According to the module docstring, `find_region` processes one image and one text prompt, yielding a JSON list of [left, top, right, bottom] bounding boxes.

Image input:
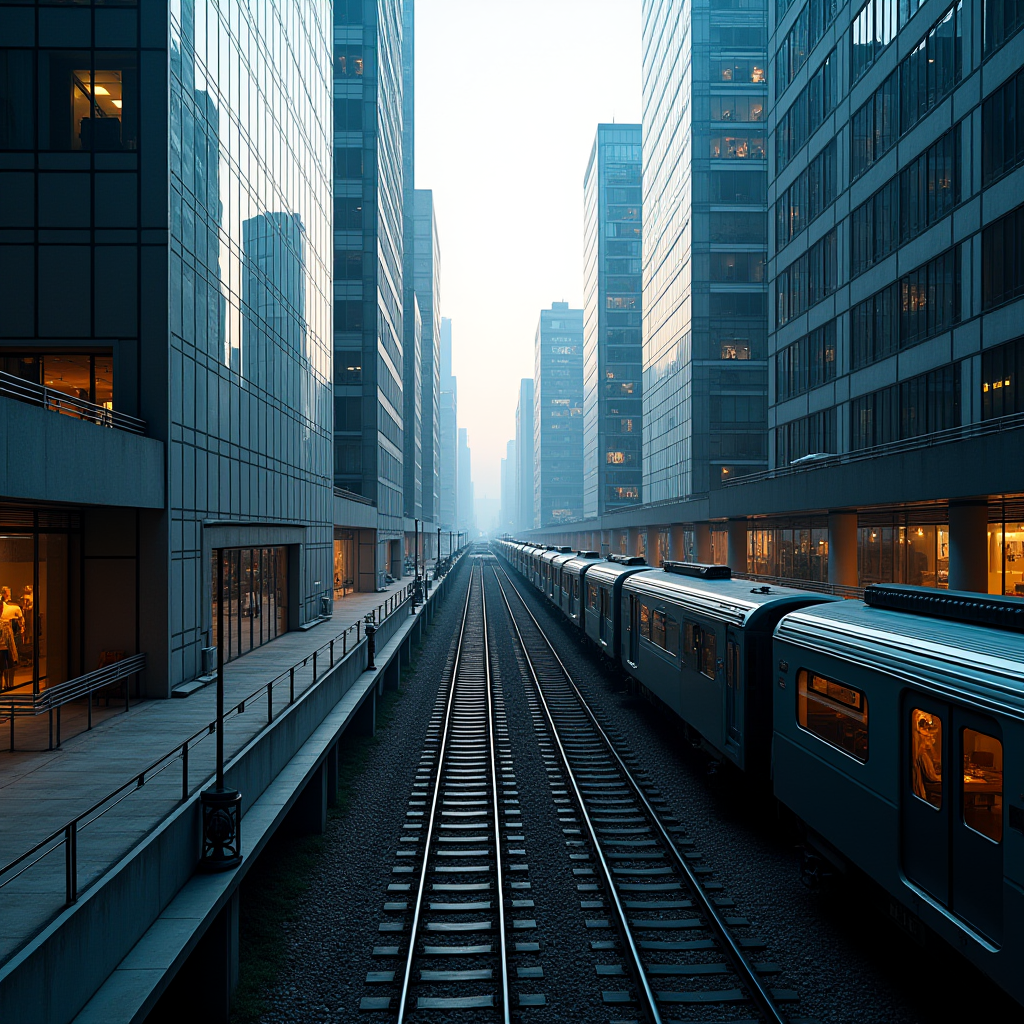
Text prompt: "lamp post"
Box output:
[[200, 552, 242, 872]]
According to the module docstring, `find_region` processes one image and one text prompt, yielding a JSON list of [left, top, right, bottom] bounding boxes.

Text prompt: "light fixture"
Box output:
[[112, 99, 122, 109], [917, 528, 924, 537], [93, 86, 110, 96]]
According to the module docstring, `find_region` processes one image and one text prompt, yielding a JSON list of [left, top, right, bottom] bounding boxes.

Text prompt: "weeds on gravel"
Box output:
[[230, 659, 415, 1023]]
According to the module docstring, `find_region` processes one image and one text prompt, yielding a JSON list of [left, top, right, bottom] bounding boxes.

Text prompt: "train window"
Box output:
[[652, 610, 666, 649], [665, 616, 680, 656], [911, 710, 942, 809], [797, 670, 868, 762], [562, 573, 570, 595], [640, 603, 651, 640], [587, 582, 598, 610], [573, 578, 580, 600], [600, 587, 611, 622], [699, 629, 717, 679], [963, 729, 1002, 843]]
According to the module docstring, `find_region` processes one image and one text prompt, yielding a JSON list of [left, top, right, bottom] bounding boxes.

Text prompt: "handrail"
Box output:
[[4, 654, 147, 717], [0, 370, 147, 435], [0, 567, 456, 911], [723, 410, 1024, 489]]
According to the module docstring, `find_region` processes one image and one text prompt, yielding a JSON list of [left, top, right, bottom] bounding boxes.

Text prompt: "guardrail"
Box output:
[[3, 653, 147, 751], [0, 575, 435, 916], [723, 410, 1024, 489], [0, 370, 147, 435]]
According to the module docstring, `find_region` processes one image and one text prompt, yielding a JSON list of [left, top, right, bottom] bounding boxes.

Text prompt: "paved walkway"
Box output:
[[0, 569, 437, 964]]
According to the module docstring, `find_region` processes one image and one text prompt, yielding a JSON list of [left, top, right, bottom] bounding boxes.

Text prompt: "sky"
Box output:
[[415, 0, 643, 502]]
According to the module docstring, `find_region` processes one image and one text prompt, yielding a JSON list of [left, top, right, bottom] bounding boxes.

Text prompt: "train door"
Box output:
[[902, 699, 1003, 943], [599, 586, 610, 644], [725, 630, 741, 745], [627, 593, 640, 665]]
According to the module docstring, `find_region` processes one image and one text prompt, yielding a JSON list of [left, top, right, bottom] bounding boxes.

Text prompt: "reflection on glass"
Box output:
[[963, 728, 1002, 842], [798, 669, 868, 761], [911, 710, 942, 808], [211, 546, 288, 662]]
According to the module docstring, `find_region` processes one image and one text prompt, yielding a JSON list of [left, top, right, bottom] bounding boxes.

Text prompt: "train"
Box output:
[[493, 538, 1024, 1006]]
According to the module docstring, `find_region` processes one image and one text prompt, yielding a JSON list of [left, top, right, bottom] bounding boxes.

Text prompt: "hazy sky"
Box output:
[[415, 0, 643, 501]]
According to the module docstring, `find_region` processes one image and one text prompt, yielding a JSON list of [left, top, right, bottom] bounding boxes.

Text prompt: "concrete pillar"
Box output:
[[326, 742, 339, 807], [289, 761, 327, 835], [695, 523, 712, 564], [384, 654, 400, 691], [948, 501, 989, 593], [669, 524, 687, 563], [726, 520, 747, 573], [626, 527, 640, 558], [827, 512, 859, 588], [353, 690, 375, 737]]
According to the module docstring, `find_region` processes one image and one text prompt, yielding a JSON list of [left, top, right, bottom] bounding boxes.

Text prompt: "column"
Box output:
[[948, 501, 989, 593], [626, 527, 640, 558], [827, 512, 858, 588], [695, 523, 712, 564], [726, 520, 747, 573], [669, 524, 686, 563]]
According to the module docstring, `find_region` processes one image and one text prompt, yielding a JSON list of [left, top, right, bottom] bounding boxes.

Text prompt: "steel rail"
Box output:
[[492, 560, 790, 1024], [395, 565, 479, 1019], [482, 565, 512, 1024], [489, 565, 661, 1024]]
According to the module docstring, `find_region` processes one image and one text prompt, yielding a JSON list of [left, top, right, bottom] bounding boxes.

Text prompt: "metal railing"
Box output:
[[723, 410, 1024, 489], [333, 485, 375, 505], [733, 570, 864, 599], [0, 576, 432, 918], [0, 370, 147, 435]]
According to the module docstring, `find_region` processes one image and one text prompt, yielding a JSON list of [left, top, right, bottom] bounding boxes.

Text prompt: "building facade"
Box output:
[[438, 316, 458, 535], [0, 0, 335, 694], [499, 439, 517, 533], [534, 302, 585, 527], [515, 377, 535, 534], [457, 426, 474, 535], [641, 0, 770, 502], [333, 0, 405, 579], [583, 124, 644, 520]]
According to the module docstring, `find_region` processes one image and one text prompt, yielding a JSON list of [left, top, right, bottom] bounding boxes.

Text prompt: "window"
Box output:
[[711, 212, 767, 245], [982, 201, 1024, 311], [776, 50, 837, 174], [334, 48, 364, 77], [712, 58, 766, 83], [710, 134, 766, 159], [665, 616, 680, 656], [699, 626, 717, 678], [850, 363, 960, 449], [0, 352, 114, 411], [0, 50, 33, 150], [775, 0, 841, 95], [982, 67, 1024, 188], [851, 177, 898, 277], [901, 4, 963, 133], [334, 147, 363, 178], [963, 728, 1002, 842], [776, 321, 837, 401], [710, 95, 765, 122], [710, 252, 766, 283], [984, 0, 1024, 54], [639, 603, 651, 640], [334, 299, 363, 333], [334, 98, 362, 131], [652, 610, 666, 649], [775, 141, 837, 254], [898, 127, 959, 243], [851, 0, 898, 85], [798, 669, 868, 761], [334, 252, 362, 280], [911, 710, 942, 808], [711, 171, 766, 203], [776, 229, 837, 327], [851, 70, 898, 180], [775, 408, 837, 464], [334, 197, 363, 230], [981, 336, 1024, 419]]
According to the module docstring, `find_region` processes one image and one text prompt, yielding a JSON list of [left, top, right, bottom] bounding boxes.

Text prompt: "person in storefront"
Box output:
[[0, 617, 17, 691], [912, 713, 942, 805]]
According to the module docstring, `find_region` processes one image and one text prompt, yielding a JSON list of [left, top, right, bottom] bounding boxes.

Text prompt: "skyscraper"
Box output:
[[515, 378, 535, 534], [583, 124, 644, 520], [0, 0, 334, 692], [500, 439, 517, 533], [439, 317, 459, 533], [534, 302, 585, 527], [641, 0, 769, 501], [333, 0, 406, 578], [457, 427, 474, 535]]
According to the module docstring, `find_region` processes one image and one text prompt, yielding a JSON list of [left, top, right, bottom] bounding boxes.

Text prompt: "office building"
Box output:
[[333, 0, 406, 580], [534, 302, 585, 527], [515, 378, 535, 533], [583, 123, 644, 519], [0, 0, 334, 693], [641, 0, 769, 502], [457, 427, 474, 535], [500, 439, 517, 534], [439, 317, 459, 535]]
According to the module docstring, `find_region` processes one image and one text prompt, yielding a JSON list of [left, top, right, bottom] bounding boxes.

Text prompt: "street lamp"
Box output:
[[200, 552, 242, 872]]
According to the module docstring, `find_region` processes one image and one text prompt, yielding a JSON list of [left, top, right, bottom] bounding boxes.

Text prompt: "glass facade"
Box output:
[[333, 0, 405, 577], [210, 547, 288, 663], [534, 303, 584, 526], [642, 0, 769, 500], [583, 124, 643, 519]]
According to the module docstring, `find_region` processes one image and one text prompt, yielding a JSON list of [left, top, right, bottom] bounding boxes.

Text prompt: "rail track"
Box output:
[[383, 560, 513, 1021], [490, 560, 806, 1024]]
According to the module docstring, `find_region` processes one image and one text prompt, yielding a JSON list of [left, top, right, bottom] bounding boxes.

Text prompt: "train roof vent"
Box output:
[[577, 550, 601, 558], [606, 554, 646, 565], [663, 561, 732, 580], [864, 584, 1024, 633], [557, 546, 573, 553]]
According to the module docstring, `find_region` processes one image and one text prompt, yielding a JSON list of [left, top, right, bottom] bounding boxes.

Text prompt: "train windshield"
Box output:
[[963, 729, 1002, 843], [911, 710, 942, 809]]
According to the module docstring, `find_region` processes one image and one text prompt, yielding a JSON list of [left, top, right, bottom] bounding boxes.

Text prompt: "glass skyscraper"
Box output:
[[332, 0, 406, 577], [534, 302, 585, 527], [641, 0, 769, 501], [583, 124, 643, 519]]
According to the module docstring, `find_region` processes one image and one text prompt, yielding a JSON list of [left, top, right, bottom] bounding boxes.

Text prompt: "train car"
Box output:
[[529, 545, 555, 591], [773, 584, 1024, 1004], [582, 555, 649, 659], [619, 562, 838, 772], [540, 548, 576, 605], [557, 551, 602, 624]]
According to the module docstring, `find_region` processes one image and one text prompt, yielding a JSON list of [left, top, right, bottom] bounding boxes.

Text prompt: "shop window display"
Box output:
[[334, 530, 356, 598], [858, 523, 949, 588]]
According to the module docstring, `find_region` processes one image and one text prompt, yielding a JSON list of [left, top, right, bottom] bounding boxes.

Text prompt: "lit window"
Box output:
[[911, 710, 942, 808], [639, 603, 651, 640], [798, 670, 868, 762], [607, 451, 626, 464], [963, 728, 1002, 842]]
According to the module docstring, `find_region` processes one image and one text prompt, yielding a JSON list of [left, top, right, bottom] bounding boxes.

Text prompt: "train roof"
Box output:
[[775, 595, 1024, 717], [623, 569, 838, 629], [541, 549, 578, 567], [586, 560, 650, 585], [560, 554, 605, 575]]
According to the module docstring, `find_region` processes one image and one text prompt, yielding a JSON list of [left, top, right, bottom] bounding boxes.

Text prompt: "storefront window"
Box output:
[[911, 710, 942, 808], [0, 352, 115, 412], [746, 524, 828, 582], [989, 521, 1024, 596], [858, 522, 950, 588], [963, 728, 1002, 843], [211, 547, 288, 662], [334, 530, 355, 598]]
